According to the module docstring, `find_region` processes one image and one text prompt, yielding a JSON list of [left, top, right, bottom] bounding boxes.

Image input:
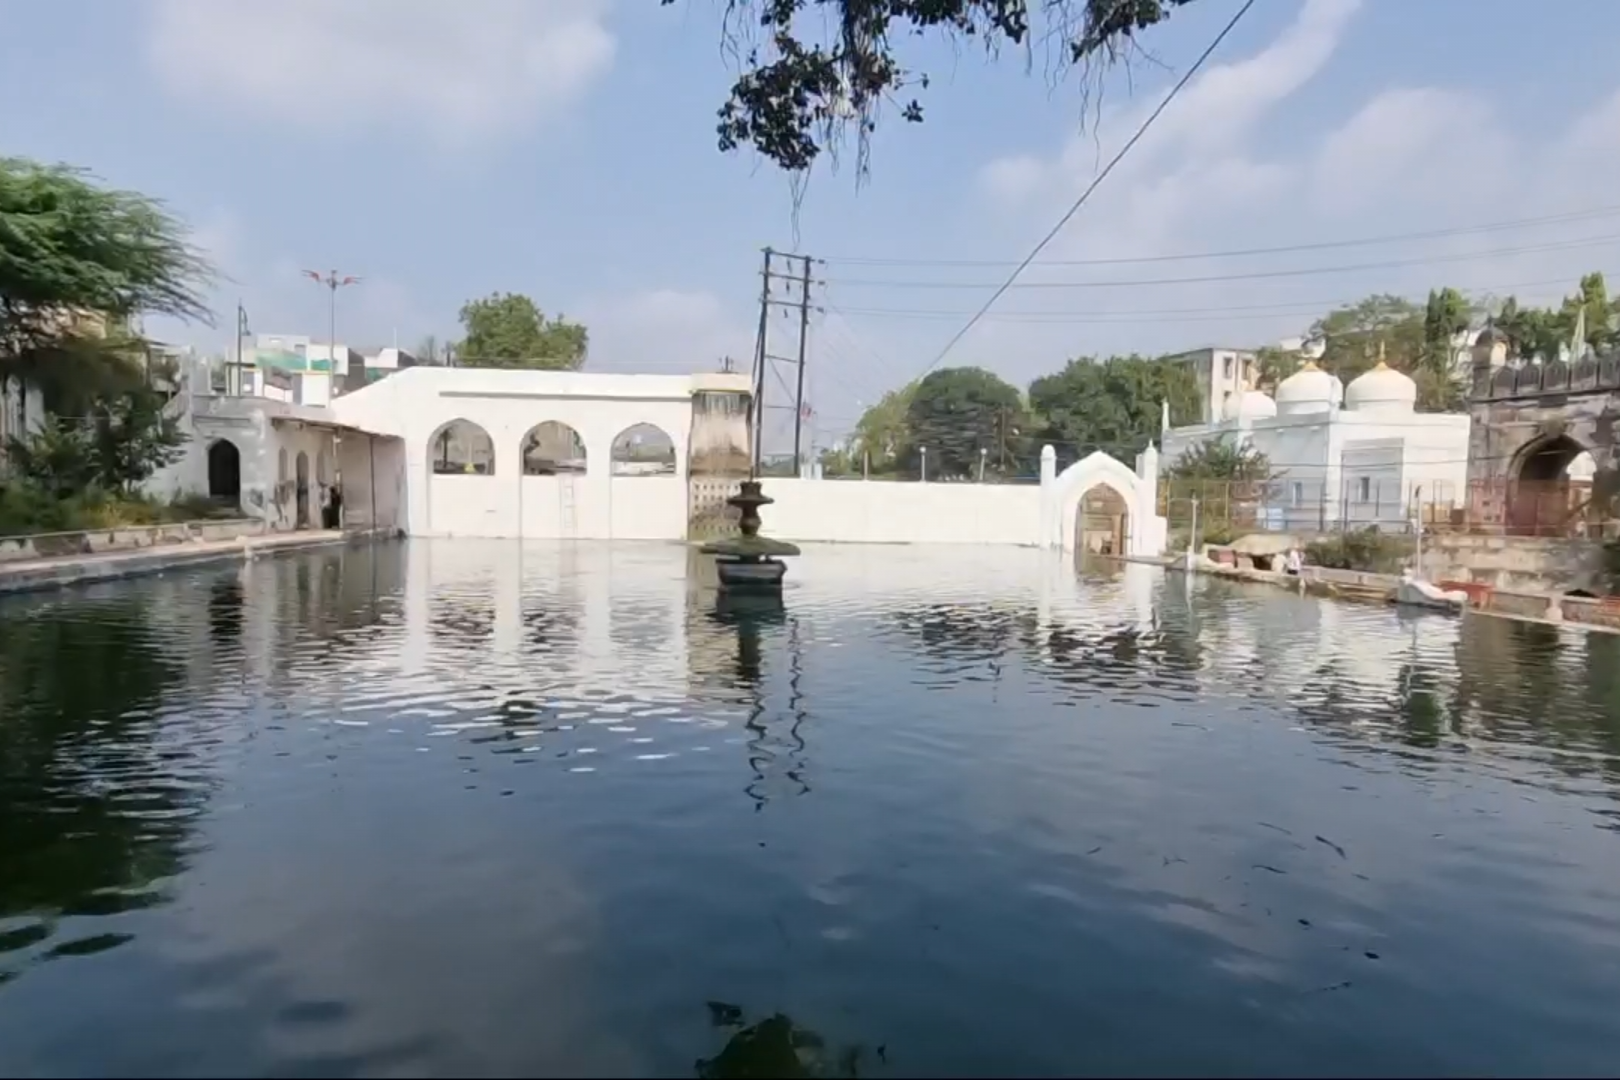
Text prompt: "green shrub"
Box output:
[[1306, 528, 1413, 574], [0, 484, 238, 538]]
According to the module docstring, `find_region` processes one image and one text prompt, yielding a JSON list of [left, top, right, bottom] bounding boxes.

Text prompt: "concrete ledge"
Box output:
[[0, 528, 398, 597], [0, 518, 269, 564]]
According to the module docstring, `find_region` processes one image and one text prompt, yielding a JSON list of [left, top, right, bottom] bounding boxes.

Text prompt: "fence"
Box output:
[[1160, 477, 1614, 542]]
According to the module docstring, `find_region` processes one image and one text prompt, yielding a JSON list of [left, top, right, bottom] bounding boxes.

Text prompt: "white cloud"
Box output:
[[931, 0, 1620, 388], [1309, 88, 1507, 216], [576, 289, 754, 375], [145, 0, 615, 143]]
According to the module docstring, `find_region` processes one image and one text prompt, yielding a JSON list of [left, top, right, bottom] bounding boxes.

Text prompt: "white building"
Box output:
[[1160, 357, 1471, 532], [1165, 346, 1260, 425]]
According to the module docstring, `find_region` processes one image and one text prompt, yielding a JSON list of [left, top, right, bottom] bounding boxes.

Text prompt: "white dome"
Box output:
[[1345, 361, 1416, 414], [1275, 361, 1342, 416], [1222, 389, 1277, 421]]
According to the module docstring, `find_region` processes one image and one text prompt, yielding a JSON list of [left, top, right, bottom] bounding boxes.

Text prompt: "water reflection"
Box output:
[[0, 598, 200, 938], [1, 542, 1620, 1075], [696, 1002, 868, 1079]]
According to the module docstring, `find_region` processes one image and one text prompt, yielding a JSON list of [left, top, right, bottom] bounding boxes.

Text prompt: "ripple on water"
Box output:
[[1, 545, 1620, 1076]]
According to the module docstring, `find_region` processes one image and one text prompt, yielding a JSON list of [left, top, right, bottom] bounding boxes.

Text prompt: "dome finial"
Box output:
[[1374, 339, 1389, 371]]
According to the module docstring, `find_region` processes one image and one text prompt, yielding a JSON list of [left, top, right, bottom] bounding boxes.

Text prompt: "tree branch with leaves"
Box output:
[[672, 0, 1202, 175]]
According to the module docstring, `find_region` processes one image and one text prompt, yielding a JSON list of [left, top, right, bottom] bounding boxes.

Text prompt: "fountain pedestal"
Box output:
[[699, 480, 799, 592]]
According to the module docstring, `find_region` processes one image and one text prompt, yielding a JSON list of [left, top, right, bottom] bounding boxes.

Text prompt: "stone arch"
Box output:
[[1509, 433, 1591, 536], [429, 418, 496, 476], [521, 421, 588, 476], [1514, 433, 1587, 483], [610, 422, 677, 477], [1047, 450, 1161, 556], [1075, 484, 1130, 557], [206, 438, 242, 501]]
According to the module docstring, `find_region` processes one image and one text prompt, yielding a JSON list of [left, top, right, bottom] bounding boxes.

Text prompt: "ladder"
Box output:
[[559, 475, 578, 538]]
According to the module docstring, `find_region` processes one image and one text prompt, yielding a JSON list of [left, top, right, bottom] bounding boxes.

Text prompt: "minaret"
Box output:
[[1160, 398, 1170, 434]]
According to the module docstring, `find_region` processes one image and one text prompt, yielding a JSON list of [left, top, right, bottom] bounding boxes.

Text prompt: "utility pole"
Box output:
[[751, 248, 772, 475], [750, 248, 820, 477], [302, 269, 362, 390], [792, 254, 812, 477]]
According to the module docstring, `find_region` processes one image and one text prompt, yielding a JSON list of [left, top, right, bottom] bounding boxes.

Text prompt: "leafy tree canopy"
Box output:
[[671, 0, 1199, 173], [850, 381, 916, 474], [1495, 272, 1617, 362], [904, 365, 1023, 479], [0, 157, 213, 411], [1166, 434, 1272, 482], [1029, 353, 1199, 462], [456, 292, 588, 371]]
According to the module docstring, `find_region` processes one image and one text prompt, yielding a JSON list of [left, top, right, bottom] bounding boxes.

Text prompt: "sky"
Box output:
[[4, 0, 1620, 453]]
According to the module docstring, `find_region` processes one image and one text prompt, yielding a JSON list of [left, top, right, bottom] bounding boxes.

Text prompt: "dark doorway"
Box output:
[[295, 451, 311, 529], [1510, 435, 1588, 536], [207, 439, 242, 503]]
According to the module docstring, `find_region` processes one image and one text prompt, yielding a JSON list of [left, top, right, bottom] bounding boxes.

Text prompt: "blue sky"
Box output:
[[4, 0, 1620, 451]]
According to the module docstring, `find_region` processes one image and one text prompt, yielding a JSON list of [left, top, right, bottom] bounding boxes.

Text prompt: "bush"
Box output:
[[1305, 528, 1413, 574], [0, 483, 235, 538]]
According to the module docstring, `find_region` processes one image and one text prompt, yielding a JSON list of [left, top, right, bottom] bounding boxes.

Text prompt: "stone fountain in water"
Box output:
[[700, 480, 799, 592]]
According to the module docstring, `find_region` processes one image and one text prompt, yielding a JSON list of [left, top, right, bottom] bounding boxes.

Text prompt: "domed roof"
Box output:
[[1474, 321, 1509, 347], [1345, 358, 1416, 414], [1275, 360, 1342, 415], [1222, 388, 1278, 422]]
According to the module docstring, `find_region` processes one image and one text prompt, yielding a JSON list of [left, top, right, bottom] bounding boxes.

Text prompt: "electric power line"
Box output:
[[816, 203, 1620, 268], [915, 0, 1258, 379], [828, 234, 1620, 293]]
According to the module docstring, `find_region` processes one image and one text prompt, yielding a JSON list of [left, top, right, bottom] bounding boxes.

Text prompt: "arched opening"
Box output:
[[1074, 484, 1130, 557], [206, 439, 242, 502], [430, 419, 496, 476], [1510, 435, 1591, 536], [295, 451, 311, 529], [521, 421, 587, 476], [611, 423, 676, 477]]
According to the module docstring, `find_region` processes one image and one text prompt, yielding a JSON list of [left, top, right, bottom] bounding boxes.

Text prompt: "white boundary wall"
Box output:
[[742, 446, 1166, 554], [330, 367, 751, 540], [764, 480, 1042, 545], [323, 366, 1168, 555]]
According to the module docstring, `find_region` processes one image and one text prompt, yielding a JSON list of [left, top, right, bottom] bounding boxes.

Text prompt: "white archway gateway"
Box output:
[[1039, 445, 1168, 558]]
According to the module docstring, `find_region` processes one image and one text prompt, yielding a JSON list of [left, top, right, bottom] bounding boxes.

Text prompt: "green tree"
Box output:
[[1496, 295, 1567, 362], [1420, 287, 1471, 367], [414, 334, 443, 364], [1028, 353, 1200, 462], [849, 382, 916, 475], [0, 157, 213, 413], [904, 366, 1023, 479], [1252, 344, 1300, 396], [670, 0, 1200, 173], [1308, 294, 1424, 383], [1166, 435, 1273, 482], [456, 292, 588, 370], [7, 379, 185, 497], [87, 379, 188, 492], [1561, 271, 1614, 354]]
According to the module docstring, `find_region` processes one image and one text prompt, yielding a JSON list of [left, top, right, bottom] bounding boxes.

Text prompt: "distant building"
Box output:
[[1164, 347, 1260, 425], [1161, 355, 1471, 533]]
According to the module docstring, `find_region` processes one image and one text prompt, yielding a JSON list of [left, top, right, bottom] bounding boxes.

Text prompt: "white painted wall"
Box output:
[[1162, 404, 1469, 533], [764, 479, 1043, 545], [337, 434, 407, 531], [1340, 437, 1404, 527], [1043, 446, 1167, 558], [331, 366, 750, 541]]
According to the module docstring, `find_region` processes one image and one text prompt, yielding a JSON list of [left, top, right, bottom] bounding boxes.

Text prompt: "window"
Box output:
[[1291, 482, 1304, 507], [1357, 476, 1371, 503], [1223, 356, 1233, 379]]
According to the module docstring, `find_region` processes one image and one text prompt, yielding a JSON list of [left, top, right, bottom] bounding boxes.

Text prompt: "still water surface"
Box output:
[[3, 541, 1620, 1077]]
